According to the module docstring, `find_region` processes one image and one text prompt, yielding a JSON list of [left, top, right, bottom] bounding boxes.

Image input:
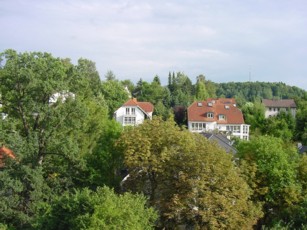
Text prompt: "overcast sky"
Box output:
[[1, 0, 307, 90]]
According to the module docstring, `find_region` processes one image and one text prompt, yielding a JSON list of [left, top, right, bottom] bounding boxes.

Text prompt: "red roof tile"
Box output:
[[187, 98, 245, 124], [123, 98, 154, 113], [0, 146, 16, 167], [262, 99, 296, 108]]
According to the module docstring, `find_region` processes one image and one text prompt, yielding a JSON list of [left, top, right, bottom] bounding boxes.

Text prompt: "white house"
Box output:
[[114, 98, 154, 126], [187, 98, 249, 140], [49, 91, 75, 104], [262, 99, 296, 118]]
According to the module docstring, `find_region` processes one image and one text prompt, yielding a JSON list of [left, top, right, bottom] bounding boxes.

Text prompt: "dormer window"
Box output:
[[208, 102, 213, 107], [207, 112, 214, 118], [197, 102, 203, 107], [219, 114, 226, 120]]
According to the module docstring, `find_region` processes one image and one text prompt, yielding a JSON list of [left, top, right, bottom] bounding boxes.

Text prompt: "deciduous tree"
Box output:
[[117, 117, 262, 229]]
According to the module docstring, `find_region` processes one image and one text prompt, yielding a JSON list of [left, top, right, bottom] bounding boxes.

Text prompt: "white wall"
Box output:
[[115, 106, 147, 126]]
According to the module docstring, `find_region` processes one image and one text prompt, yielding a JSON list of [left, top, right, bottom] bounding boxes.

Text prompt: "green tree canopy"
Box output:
[[37, 186, 157, 230], [237, 136, 302, 227], [117, 117, 262, 229]]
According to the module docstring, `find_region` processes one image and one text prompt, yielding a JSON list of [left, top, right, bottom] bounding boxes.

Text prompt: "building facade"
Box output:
[[187, 98, 249, 140], [262, 99, 296, 118], [114, 98, 154, 126]]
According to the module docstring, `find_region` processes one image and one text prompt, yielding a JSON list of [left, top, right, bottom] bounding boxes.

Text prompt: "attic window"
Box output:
[[225, 105, 230, 109], [197, 102, 203, 107], [219, 114, 226, 120], [208, 102, 213, 107], [207, 112, 214, 118]]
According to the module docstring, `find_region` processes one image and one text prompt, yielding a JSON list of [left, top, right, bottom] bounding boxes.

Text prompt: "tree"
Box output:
[[295, 93, 307, 144], [104, 70, 116, 81], [237, 136, 302, 227], [101, 80, 129, 116], [117, 117, 262, 229], [195, 80, 209, 100], [85, 119, 124, 189], [37, 186, 157, 230], [262, 111, 295, 141], [0, 163, 52, 229], [74, 58, 101, 97], [0, 49, 86, 168], [241, 101, 265, 134]]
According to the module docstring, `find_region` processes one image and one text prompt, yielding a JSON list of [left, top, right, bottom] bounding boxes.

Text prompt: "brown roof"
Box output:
[[262, 99, 296, 108], [123, 98, 154, 113], [0, 145, 16, 167], [187, 98, 245, 124]]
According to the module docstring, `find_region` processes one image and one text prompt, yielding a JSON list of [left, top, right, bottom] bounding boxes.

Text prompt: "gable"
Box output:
[[122, 98, 154, 113]]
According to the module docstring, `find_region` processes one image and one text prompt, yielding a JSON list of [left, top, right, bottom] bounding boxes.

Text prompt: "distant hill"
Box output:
[[213, 81, 306, 105]]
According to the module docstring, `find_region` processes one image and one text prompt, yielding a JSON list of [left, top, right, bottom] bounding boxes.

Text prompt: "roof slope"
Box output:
[[262, 99, 296, 108], [123, 98, 154, 113], [0, 145, 16, 167], [188, 98, 245, 124], [202, 133, 237, 154]]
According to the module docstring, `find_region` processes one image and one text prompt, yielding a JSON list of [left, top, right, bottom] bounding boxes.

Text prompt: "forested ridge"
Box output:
[[0, 50, 307, 229]]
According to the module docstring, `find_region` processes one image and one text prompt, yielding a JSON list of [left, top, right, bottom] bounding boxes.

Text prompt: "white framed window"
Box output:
[[226, 125, 240, 133], [124, 117, 136, 125], [126, 107, 130, 115], [191, 122, 206, 131], [131, 107, 135, 115], [243, 125, 249, 134], [207, 112, 213, 118], [218, 114, 226, 120]]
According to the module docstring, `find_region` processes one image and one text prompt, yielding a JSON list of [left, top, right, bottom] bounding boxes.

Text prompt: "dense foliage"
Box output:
[[1, 49, 307, 229], [117, 117, 262, 229]]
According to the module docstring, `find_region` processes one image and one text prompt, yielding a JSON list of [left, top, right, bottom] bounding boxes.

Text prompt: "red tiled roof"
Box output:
[[187, 98, 245, 124], [0, 145, 16, 167], [262, 99, 296, 108], [123, 98, 154, 113]]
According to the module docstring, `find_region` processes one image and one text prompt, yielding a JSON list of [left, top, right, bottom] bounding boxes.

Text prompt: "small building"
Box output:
[[262, 99, 296, 118], [187, 98, 249, 140], [114, 98, 154, 126]]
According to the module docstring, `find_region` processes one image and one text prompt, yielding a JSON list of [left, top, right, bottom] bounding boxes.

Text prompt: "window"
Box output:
[[243, 125, 249, 134], [197, 102, 203, 107], [219, 114, 226, 120], [226, 125, 240, 133], [124, 117, 136, 125], [126, 108, 130, 115], [207, 112, 213, 118], [192, 122, 206, 131], [131, 108, 135, 115]]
